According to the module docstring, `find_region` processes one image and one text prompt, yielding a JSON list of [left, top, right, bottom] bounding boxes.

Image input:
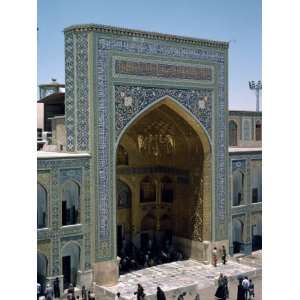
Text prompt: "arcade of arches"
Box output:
[[116, 101, 212, 261]]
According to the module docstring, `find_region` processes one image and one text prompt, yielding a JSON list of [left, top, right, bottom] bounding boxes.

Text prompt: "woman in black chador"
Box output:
[[215, 274, 227, 300], [156, 286, 166, 300], [134, 283, 145, 300], [53, 277, 60, 298], [237, 278, 245, 300], [215, 284, 226, 300]]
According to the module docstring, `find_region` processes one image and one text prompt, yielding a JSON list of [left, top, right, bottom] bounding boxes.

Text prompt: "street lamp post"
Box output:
[[249, 80, 262, 112]]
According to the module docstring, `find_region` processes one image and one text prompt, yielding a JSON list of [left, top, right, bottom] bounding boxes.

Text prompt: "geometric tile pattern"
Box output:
[[37, 157, 91, 274], [63, 25, 228, 261], [115, 85, 213, 139], [76, 32, 89, 151], [93, 34, 228, 260]]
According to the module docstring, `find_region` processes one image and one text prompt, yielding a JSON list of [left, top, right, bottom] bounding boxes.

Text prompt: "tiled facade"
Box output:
[[37, 156, 92, 291], [37, 24, 261, 290], [229, 152, 262, 255]]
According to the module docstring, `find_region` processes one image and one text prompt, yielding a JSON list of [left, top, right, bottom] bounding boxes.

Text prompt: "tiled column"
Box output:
[[202, 152, 212, 241], [131, 177, 141, 248]]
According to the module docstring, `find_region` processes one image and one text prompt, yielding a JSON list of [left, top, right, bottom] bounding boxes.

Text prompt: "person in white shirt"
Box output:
[[242, 277, 250, 300], [212, 247, 218, 267]]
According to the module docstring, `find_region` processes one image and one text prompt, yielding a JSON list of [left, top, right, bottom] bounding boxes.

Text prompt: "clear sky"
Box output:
[[38, 0, 261, 110]]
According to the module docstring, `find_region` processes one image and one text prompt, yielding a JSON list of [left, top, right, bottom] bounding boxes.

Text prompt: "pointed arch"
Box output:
[[117, 179, 132, 208], [232, 218, 244, 253], [37, 251, 48, 291], [232, 169, 245, 206], [255, 120, 262, 141], [62, 180, 80, 226], [37, 183, 48, 229], [229, 120, 238, 146], [161, 176, 174, 203], [140, 176, 156, 203], [115, 96, 212, 155], [61, 241, 81, 288]]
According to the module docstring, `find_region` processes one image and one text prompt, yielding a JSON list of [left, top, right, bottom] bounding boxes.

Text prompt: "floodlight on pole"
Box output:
[[249, 80, 262, 112]]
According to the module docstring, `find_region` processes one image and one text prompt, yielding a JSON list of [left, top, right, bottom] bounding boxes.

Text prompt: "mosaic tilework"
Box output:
[[65, 32, 89, 152], [37, 158, 91, 274], [76, 32, 89, 151], [59, 168, 82, 184], [94, 34, 227, 259], [65, 32, 76, 151], [115, 60, 212, 81], [115, 85, 212, 139], [232, 160, 246, 173], [118, 166, 189, 176], [229, 154, 262, 255]]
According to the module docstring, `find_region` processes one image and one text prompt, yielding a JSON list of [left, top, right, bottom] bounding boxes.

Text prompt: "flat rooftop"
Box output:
[[229, 110, 262, 116], [37, 151, 90, 159], [64, 24, 229, 49], [229, 147, 262, 154]]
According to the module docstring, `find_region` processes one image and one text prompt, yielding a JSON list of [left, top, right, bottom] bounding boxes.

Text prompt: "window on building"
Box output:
[[117, 145, 129, 165], [62, 181, 80, 226], [229, 120, 238, 146], [256, 121, 262, 141], [251, 162, 262, 203], [243, 119, 251, 141], [233, 170, 245, 206], [37, 184, 47, 229], [140, 177, 156, 203], [161, 176, 174, 203], [252, 188, 258, 203], [117, 180, 132, 208]]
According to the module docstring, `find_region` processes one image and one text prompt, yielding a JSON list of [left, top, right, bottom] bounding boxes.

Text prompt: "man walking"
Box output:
[[242, 276, 250, 300], [212, 247, 218, 267], [249, 279, 255, 299]]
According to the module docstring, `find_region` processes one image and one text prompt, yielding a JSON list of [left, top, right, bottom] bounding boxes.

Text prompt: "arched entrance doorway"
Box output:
[[115, 98, 211, 268], [37, 252, 48, 292], [62, 242, 81, 289], [232, 218, 244, 254], [252, 214, 262, 251]]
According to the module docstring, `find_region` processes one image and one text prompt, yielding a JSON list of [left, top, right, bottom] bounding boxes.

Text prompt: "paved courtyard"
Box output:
[[96, 257, 261, 300]]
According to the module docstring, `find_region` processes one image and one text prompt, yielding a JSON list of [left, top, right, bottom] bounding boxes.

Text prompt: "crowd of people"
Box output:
[[115, 283, 200, 300], [37, 280, 96, 300], [118, 238, 184, 275], [214, 273, 255, 300], [38, 275, 255, 300], [236, 276, 255, 300], [38, 242, 256, 300]]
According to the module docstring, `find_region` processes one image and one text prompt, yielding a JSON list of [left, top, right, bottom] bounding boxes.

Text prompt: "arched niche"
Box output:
[[37, 252, 48, 292], [62, 181, 80, 226], [232, 218, 244, 254], [232, 170, 245, 206], [37, 183, 47, 229], [61, 242, 81, 289], [161, 176, 174, 203], [229, 120, 238, 146]]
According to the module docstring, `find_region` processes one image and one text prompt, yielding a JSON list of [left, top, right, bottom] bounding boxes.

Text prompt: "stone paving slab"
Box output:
[[96, 259, 257, 300]]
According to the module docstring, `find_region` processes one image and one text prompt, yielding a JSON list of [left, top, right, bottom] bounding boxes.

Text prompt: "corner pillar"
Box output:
[[202, 152, 212, 241], [93, 259, 119, 286]]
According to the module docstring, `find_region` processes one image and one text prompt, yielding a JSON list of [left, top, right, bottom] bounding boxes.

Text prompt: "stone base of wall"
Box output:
[[78, 269, 93, 289], [173, 237, 229, 264], [93, 260, 119, 286]]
